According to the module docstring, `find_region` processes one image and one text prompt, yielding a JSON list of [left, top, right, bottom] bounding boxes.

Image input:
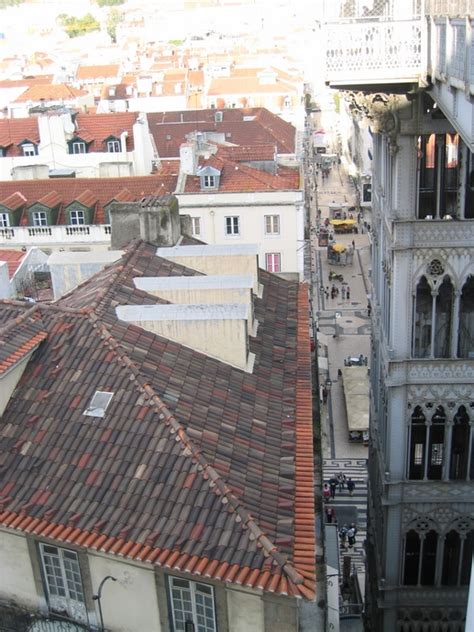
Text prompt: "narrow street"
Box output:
[[304, 110, 371, 630]]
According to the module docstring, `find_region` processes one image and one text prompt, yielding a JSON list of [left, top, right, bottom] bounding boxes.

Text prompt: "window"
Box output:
[[71, 142, 86, 154], [203, 175, 216, 189], [169, 577, 216, 632], [403, 527, 473, 588], [0, 212, 9, 227], [191, 217, 201, 237], [225, 216, 239, 235], [22, 143, 37, 157], [458, 276, 474, 358], [408, 403, 473, 481], [402, 529, 438, 585], [408, 405, 446, 480], [70, 210, 85, 225], [107, 139, 121, 153], [417, 133, 459, 219], [84, 391, 114, 418], [32, 211, 47, 226], [264, 215, 280, 235], [39, 544, 86, 621], [412, 273, 454, 359], [265, 252, 281, 273]]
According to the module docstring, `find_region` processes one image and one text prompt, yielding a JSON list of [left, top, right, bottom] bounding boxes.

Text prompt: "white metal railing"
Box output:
[[0, 224, 111, 246], [324, 18, 425, 84]]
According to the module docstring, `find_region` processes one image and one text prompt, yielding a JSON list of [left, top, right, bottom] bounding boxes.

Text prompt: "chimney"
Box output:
[[155, 243, 262, 295], [179, 141, 197, 175], [0, 261, 10, 299], [116, 303, 255, 372], [110, 194, 181, 249], [133, 274, 256, 332]]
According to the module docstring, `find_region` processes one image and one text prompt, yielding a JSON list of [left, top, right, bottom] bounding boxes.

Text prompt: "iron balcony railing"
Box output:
[[0, 603, 101, 632]]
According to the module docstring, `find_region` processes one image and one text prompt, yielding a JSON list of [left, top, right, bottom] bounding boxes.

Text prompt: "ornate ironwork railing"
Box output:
[[324, 18, 424, 85], [0, 604, 98, 632]]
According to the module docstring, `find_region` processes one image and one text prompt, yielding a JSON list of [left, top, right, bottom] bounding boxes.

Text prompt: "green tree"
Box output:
[[58, 13, 100, 38], [106, 7, 123, 43], [97, 0, 124, 6]]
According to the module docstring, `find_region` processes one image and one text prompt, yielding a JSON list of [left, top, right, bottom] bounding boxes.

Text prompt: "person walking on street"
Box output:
[[346, 286, 351, 300], [323, 483, 331, 503], [341, 286, 346, 300], [329, 478, 337, 499], [347, 477, 355, 496], [337, 472, 346, 492], [339, 525, 348, 549], [347, 525, 356, 548], [325, 506, 334, 523]]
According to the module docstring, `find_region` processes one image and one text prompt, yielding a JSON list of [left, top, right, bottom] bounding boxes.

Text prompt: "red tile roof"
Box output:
[[74, 112, 138, 152], [0, 119, 40, 154], [0, 173, 179, 225], [76, 64, 120, 81], [0, 250, 25, 278], [0, 305, 47, 374], [218, 143, 276, 162], [14, 84, 86, 103], [0, 192, 27, 211], [207, 76, 298, 96], [183, 153, 299, 193], [148, 107, 295, 157], [0, 241, 315, 599], [35, 191, 61, 209]]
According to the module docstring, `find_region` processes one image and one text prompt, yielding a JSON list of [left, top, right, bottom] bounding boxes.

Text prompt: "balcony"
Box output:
[[324, 15, 425, 89], [0, 224, 112, 249]]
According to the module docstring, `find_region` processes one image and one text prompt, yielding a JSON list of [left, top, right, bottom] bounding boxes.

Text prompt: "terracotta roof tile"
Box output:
[[14, 84, 86, 103], [0, 250, 25, 278], [148, 107, 295, 157], [76, 65, 120, 81], [183, 153, 299, 193], [74, 112, 138, 152], [0, 119, 40, 154], [0, 174, 178, 225], [0, 241, 315, 599]]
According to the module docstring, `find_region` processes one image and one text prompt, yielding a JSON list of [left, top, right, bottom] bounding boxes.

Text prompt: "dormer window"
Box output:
[[107, 139, 121, 153], [215, 111, 223, 123], [68, 137, 90, 155], [72, 142, 86, 154], [20, 142, 38, 157], [197, 166, 221, 191]]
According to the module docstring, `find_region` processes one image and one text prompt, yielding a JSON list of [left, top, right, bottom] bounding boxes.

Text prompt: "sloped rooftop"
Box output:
[[0, 240, 315, 599]]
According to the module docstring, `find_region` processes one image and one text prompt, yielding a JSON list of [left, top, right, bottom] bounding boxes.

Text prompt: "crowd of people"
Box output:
[[322, 473, 358, 549]]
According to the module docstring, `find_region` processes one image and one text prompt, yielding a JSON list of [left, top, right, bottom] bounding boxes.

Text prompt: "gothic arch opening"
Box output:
[[458, 275, 474, 359]]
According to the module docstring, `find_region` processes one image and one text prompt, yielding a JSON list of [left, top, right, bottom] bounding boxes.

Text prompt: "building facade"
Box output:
[[323, 2, 474, 630]]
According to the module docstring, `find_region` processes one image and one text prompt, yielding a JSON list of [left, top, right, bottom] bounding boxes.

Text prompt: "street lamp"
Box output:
[[92, 575, 117, 632]]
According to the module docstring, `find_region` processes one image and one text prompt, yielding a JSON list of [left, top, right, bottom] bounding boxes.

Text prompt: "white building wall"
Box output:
[[0, 530, 38, 609], [226, 586, 265, 632], [88, 554, 162, 632], [177, 190, 303, 278]]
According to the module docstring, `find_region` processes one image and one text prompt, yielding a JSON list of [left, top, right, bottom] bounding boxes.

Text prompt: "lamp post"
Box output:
[[92, 575, 117, 632]]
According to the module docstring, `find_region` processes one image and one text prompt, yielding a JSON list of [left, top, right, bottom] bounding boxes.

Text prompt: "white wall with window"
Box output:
[[169, 577, 216, 632], [39, 543, 87, 622], [225, 215, 240, 236], [191, 217, 201, 237], [107, 140, 121, 153], [265, 252, 281, 273], [177, 190, 304, 279]]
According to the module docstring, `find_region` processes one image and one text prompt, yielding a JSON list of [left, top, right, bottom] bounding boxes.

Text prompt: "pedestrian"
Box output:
[[339, 525, 348, 549], [341, 286, 346, 300], [367, 301, 371, 316], [322, 386, 328, 404], [347, 478, 355, 496], [337, 472, 346, 492], [329, 478, 337, 499], [325, 286, 329, 300], [352, 239, 355, 249], [347, 526, 356, 548], [323, 483, 331, 503], [346, 286, 351, 300], [325, 506, 334, 523]]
